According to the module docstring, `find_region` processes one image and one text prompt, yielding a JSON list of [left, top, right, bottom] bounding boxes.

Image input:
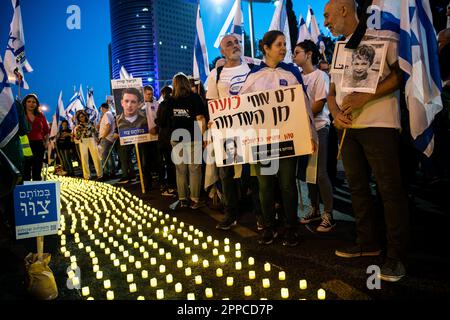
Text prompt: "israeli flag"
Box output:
[[269, 0, 292, 63], [306, 6, 321, 45], [50, 91, 67, 138], [120, 66, 132, 80], [214, 0, 244, 49], [297, 13, 311, 43], [369, 0, 443, 156], [399, 0, 443, 157], [193, 4, 210, 84], [86, 89, 99, 124], [65, 86, 86, 126], [79, 85, 86, 108], [0, 56, 18, 148], [366, 0, 401, 40], [57, 91, 67, 125], [4, 0, 33, 90]]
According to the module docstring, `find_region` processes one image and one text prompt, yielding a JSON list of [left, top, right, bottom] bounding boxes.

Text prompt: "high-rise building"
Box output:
[[109, 0, 197, 93]]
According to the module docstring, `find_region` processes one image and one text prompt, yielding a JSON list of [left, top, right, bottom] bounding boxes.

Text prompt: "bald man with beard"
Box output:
[[324, 0, 409, 282]]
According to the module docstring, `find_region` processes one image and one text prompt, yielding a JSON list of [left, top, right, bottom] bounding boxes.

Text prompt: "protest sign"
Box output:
[[208, 85, 314, 167], [111, 78, 150, 145]]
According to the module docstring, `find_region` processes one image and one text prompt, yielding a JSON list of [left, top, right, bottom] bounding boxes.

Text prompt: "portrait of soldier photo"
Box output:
[[114, 87, 149, 138]]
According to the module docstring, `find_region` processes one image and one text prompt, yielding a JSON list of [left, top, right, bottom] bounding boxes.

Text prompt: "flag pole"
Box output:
[[337, 129, 347, 160], [102, 139, 117, 171], [248, 0, 255, 58], [135, 143, 146, 194], [15, 69, 23, 99]]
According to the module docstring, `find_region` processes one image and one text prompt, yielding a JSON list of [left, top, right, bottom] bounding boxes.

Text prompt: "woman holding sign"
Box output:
[[240, 30, 317, 246], [294, 40, 335, 233]]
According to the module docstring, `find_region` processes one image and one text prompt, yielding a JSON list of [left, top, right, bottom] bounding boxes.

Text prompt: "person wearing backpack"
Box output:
[[206, 34, 263, 231]]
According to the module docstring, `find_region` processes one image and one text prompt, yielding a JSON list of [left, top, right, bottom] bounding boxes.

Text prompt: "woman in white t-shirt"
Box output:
[[293, 40, 335, 232], [240, 30, 317, 246]]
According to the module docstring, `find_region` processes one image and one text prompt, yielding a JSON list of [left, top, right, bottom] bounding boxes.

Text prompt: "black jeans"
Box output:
[[24, 140, 45, 181], [141, 141, 162, 190], [219, 164, 262, 222], [340, 128, 409, 261], [118, 144, 135, 179], [219, 165, 240, 220], [159, 142, 176, 189], [59, 148, 74, 175], [254, 157, 298, 229]]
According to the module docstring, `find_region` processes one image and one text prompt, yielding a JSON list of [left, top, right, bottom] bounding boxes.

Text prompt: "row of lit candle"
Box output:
[[58, 175, 328, 301]]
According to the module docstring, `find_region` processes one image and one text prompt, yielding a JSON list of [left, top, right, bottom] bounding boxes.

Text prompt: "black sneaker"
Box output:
[[379, 258, 406, 282], [283, 228, 300, 247], [335, 245, 381, 258], [216, 218, 237, 230], [316, 212, 336, 232], [300, 208, 321, 224], [258, 228, 278, 245]]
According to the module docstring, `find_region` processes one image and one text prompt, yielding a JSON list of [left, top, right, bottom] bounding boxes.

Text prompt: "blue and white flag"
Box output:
[[366, 0, 401, 40], [57, 91, 67, 125], [79, 85, 86, 108], [193, 4, 210, 84], [399, 0, 443, 156], [4, 0, 33, 90], [49, 91, 67, 138], [369, 0, 443, 156], [0, 56, 18, 148], [306, 5, 321, 45], [65, 86, 86, 126], [119, 66, 132, 80], [214, 0, 244, 50], [269, 0, 292, 63], [86, 89, 99, 124], [297, 13, 311, 43]]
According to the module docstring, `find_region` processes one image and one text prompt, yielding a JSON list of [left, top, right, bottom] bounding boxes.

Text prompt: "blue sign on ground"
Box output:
[[14, 181, 61, 240]]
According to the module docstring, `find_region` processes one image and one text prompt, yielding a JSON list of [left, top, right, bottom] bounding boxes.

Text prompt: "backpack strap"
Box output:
[[216, 66, 224, 84]]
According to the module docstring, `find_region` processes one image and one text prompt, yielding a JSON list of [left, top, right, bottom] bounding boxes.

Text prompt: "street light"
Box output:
[[40, 104, 49, 113]]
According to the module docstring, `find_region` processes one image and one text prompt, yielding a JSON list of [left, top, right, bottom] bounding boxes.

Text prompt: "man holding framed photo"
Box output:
[[324, 0, 409, 282]]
